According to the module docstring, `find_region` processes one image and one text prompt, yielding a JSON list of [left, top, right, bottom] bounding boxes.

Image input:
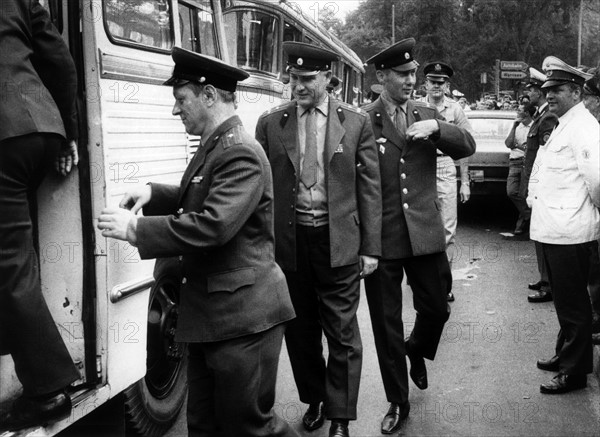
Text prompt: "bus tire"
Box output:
[[124, 261, 187, 436]]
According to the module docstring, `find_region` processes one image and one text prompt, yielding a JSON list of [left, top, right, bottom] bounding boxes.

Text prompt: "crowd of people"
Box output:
[[1, 3, 599, 436]]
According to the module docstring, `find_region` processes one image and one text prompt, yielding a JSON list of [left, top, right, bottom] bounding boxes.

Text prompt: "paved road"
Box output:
[[163, 196, 600, 436]]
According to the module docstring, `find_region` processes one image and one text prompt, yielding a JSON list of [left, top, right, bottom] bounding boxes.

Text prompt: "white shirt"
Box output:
[[528, 102, 600, 244], [510, 121, 530, 159]]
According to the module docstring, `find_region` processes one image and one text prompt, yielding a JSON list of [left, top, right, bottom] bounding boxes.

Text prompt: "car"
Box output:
[[462, 110, 517, 196]]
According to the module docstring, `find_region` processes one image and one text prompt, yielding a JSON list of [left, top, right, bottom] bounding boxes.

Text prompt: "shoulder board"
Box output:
[[220, 125, 244, 149], [412, 101, 436, 112], [338, 102, 363, 114], [261, 102, 290, 117]]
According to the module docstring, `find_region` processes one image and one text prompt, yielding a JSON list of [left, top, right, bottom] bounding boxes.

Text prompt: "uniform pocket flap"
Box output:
[[207, 268, 256, 293]]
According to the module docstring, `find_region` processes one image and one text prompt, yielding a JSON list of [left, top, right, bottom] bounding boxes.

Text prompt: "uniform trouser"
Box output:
[[364, 253, 451, 403], [506, 159, 531, 231], [0, 134, 79, 396], [436, 156, 457, 251], [542, 241, 596, 375], [186, 324, 298, 437], [283, 224, 362, 420], [588, 241, 600, 321], [534, 241, 550, 286]]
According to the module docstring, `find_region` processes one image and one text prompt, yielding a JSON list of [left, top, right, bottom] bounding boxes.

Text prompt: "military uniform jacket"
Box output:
[[363, 98, 476, 259], [255, 99, 382, 271], [520, 103, 559, 198], [136, 116, 295, 342], [0, 0, 78, 142]]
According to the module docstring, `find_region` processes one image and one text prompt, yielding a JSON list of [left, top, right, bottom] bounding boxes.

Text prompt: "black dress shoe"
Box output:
[[447, 292, 455, 302], [0, 391, 71, 431], [329, 420, 349, 437], [537, 355, 560, 372], [540, 373, 586, 394], [528, 290, 553, 303], [381, 402, 410, 434], [302, 402, 325, 431], [528, 280, 548, 291], [405, 339, 428, 390]]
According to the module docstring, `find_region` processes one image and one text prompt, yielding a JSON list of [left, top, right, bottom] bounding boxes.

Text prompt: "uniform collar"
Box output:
[[380, 92, 407, 117], [298, 95, 330, 117]]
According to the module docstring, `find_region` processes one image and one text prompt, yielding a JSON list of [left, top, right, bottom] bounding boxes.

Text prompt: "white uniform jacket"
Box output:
[[528, 102, 600, 244]]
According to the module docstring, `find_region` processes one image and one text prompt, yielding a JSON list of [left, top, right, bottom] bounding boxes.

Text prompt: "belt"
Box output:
[[296, 212, 329, 228]]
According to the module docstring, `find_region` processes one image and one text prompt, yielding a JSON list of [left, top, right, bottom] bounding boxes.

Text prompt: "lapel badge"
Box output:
[[379, 145, 386, 154], [334, 144, 343, 153], [191, 176, 203, 184], [376, 137, 387, 144]]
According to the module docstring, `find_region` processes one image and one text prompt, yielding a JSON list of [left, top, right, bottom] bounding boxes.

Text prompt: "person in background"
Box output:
[[529, 56, 599, 394], [362, 38, 475, 435], [326, 75, 341, 98], [98, 47, 298, 437], [0, 0, 80, 430], [419, 61, 473, 302], [582, 70, 600, 345], [504, 102, 535, 237], [255, 42, 382, 437]]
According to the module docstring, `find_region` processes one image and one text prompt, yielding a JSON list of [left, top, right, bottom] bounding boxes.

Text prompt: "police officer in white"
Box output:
[[528, 56, 600, 394]]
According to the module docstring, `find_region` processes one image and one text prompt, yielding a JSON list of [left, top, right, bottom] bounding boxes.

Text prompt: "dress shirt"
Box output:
[[296, 96, 329, 224], [529, 102, 600, 244]]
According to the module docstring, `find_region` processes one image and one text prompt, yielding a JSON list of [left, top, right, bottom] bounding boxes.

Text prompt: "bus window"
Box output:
[[179, 1, 218, 56], [223, 9, 279, 75], [303, 34, 314, 45], [103, 0, 174, 51], [283, 21, 302, 42]]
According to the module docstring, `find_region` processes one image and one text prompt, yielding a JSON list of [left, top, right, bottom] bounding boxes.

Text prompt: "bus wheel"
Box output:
[[124, 272, 188, 437]]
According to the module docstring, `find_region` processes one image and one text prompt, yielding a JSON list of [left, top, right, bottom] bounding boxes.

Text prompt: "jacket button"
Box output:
[[400, 158, 405, 164], [182, 277, 187, 284], [403, 188, 408, 194], [178, 256, 183, 261], [401, 173, 407, 180], [288, 221, 293, 226], [403, 203, 409, 209], [177, 208, 184, 214]]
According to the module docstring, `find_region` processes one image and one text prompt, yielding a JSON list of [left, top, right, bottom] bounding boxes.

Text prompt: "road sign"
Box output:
[[501, 71, 527, 79], [501, 61, 528, 71]]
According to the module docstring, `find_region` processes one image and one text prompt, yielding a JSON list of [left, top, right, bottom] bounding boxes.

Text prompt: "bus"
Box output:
[[0, 1, 363, 436]]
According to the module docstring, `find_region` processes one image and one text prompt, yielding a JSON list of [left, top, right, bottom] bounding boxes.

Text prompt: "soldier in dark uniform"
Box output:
[[256, 42, 382, 437], [0, 0, 80, 430], [362, 38, 475, 435], [522, 67, 559, 303], [98, 47, 298, 437]]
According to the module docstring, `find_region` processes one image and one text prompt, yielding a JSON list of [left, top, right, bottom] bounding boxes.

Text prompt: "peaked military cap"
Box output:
[[283, 42, 338, 76], [526, 67, 546, 88], [423, 61, 453, 81], [164, 47, 249, 92], [365, 38, 419, 72], [584, 71, 600, 97], [541, 56, 592, 89]]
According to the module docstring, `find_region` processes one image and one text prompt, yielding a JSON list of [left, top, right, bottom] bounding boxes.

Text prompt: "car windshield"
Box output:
[[469, 117, 515, 151]]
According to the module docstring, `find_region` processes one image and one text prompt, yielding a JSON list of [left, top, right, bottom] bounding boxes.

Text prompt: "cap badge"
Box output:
[[404, 52, 410, 60], [297, 58, 304, 66], [199, 77, 206, 83], [435, 64, 441, 71], [547, 70, 553, 77]]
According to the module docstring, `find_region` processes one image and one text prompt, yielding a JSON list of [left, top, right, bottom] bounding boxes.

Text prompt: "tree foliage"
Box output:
[[337, 0, 599, 101]]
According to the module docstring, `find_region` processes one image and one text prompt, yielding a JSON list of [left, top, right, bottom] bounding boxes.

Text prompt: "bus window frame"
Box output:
[[102, 0, 176, 55], [178, 0, 220, 57], [222, 6, 281, 78]]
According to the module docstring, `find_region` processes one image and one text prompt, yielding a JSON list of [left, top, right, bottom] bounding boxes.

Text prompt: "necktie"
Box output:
[[395, 106, 407, 134], [301, 108, 318, 188]]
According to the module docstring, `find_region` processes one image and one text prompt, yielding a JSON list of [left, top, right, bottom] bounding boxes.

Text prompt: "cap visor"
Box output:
[[288, 67, 320, 77], [426, 74, 449, 81], [390, 61, 419, 73], [541, 79, 569, 89], [163, 76, 191, 86]]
